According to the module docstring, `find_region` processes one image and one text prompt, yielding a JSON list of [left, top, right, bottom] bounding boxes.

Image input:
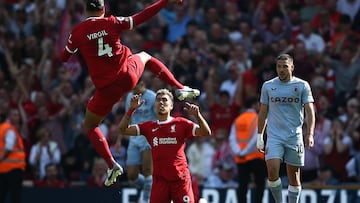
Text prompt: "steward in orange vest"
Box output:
[[229, 97, 266, 203], [0, 121, 26, 173], [233, 110, 264, 163]]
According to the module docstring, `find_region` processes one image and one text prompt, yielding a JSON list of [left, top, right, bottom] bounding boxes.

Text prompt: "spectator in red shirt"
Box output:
[[86, 157, 111, 188], [33, 163, 67, 188], [205, 66, 242, 135], [330, 14, 360, 57], [311, 0, 341, 42]]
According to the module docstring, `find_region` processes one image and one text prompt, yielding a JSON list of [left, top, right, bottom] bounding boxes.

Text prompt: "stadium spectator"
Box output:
[[28, 128, 61, 180], [33, 163, 67, 188], [186, 136, 215, 184], [252, 1, 292, 45], [203, 161, 238, 189], [296, 20, 326, 55], [86, 157, 111, 188], [322, 118, 352, 182], [205, 66, 241, 134], [211, 128, 236, 174], [0, 107, 26, 203], [311, 0, 341, 42]]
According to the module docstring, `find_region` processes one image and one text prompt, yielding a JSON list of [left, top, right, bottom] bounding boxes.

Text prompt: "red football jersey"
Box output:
[[64, 15, 133, 88], [209, 103, 240, 134], [136, 117, 197, 181]]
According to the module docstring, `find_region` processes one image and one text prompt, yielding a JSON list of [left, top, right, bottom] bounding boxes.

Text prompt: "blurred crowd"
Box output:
[[0, 0, 360, 189]]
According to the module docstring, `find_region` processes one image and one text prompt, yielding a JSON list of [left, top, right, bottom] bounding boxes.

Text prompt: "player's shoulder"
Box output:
[[71, 20, 87, 33], [106, 15, 121, 23], [291, 76, 308, 83], [291, 76, 311, 87], [139, 119, 157, 127], [172, 117, 194, 126], [263, 77, 278, 87], [85, 15, 118, 24]]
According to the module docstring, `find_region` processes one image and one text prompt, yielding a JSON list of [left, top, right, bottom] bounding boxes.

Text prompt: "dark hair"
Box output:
[[340, 14, 351, 24], [245, 96, 258, 108], [219, 90, 230, 97], [277, 53, 293, 63], [86, 0, 104, 11]]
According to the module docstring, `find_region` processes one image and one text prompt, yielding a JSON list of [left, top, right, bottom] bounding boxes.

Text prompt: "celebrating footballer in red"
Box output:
[[119, 89, 211, 203]]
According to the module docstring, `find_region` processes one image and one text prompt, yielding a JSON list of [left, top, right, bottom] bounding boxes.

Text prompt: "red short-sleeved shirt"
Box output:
[[64, 15, 133, 88], [137, 117, 197, 181]]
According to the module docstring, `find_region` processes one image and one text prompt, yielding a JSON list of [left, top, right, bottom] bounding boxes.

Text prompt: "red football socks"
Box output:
[[87, 127, 114, 169], [147, 57, 184, 89]]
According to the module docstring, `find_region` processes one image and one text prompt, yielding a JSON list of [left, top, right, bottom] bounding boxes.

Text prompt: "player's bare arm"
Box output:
[[304, 102, 315, 149], [257, 103, 268, 135], [257, 103, 268, 152], [184, 102, 211, 136], [118, 94, 144, 136]]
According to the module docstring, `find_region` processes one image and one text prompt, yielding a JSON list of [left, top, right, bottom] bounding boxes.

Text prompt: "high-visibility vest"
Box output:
[[0, 122, 26, 173], [234, 111, 264, 163]]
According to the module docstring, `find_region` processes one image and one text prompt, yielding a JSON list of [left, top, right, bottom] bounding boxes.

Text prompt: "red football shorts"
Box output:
[[150, 175, 195, 203], [87, 55, 144, 116]]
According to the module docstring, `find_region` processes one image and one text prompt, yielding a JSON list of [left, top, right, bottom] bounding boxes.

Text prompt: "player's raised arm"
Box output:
[[61, 35, 77, 62], [131, 0, 178, 27], [184, 102, 212, 136], [118, 94, 144, 136]]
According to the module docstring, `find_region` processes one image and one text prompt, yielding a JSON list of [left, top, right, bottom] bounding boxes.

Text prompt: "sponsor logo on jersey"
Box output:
[[152, 137, 177, 146], [270, 97, 300, 103]]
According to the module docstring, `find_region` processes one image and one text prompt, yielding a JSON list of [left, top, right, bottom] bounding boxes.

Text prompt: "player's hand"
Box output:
[[130, 94, 144, 110], [257, 133, 265, 153], [184, 102, 199, 116], [304, 134, 314, 149]]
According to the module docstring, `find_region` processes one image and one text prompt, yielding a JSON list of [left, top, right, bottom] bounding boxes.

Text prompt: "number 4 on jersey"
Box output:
[[98, 37, 113, 57]]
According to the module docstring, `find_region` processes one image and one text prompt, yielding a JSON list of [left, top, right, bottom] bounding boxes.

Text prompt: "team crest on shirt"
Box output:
[[170, 124, 176, 133], [153, 137, 159, 147], [294, 86, 298, 92]]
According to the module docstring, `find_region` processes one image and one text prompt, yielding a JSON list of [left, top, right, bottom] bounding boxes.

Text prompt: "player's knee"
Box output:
[[137, 51, 152, 63], [267, 168, 279, 180], [142, 168, 152, 177], [127, 170, 139, 181], [83, 116, 102, 131], [82, 119, 97, 131]]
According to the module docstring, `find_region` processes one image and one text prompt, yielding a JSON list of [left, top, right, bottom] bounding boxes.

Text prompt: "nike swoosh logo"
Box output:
[[152, 128, 159, 132]]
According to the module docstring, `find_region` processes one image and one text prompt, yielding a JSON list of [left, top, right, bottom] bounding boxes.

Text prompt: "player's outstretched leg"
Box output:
[[84, 109, 124, 186], [136, 51, 201, 100], [104, 162, 124, 186], [175, 86, 200, 100]]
